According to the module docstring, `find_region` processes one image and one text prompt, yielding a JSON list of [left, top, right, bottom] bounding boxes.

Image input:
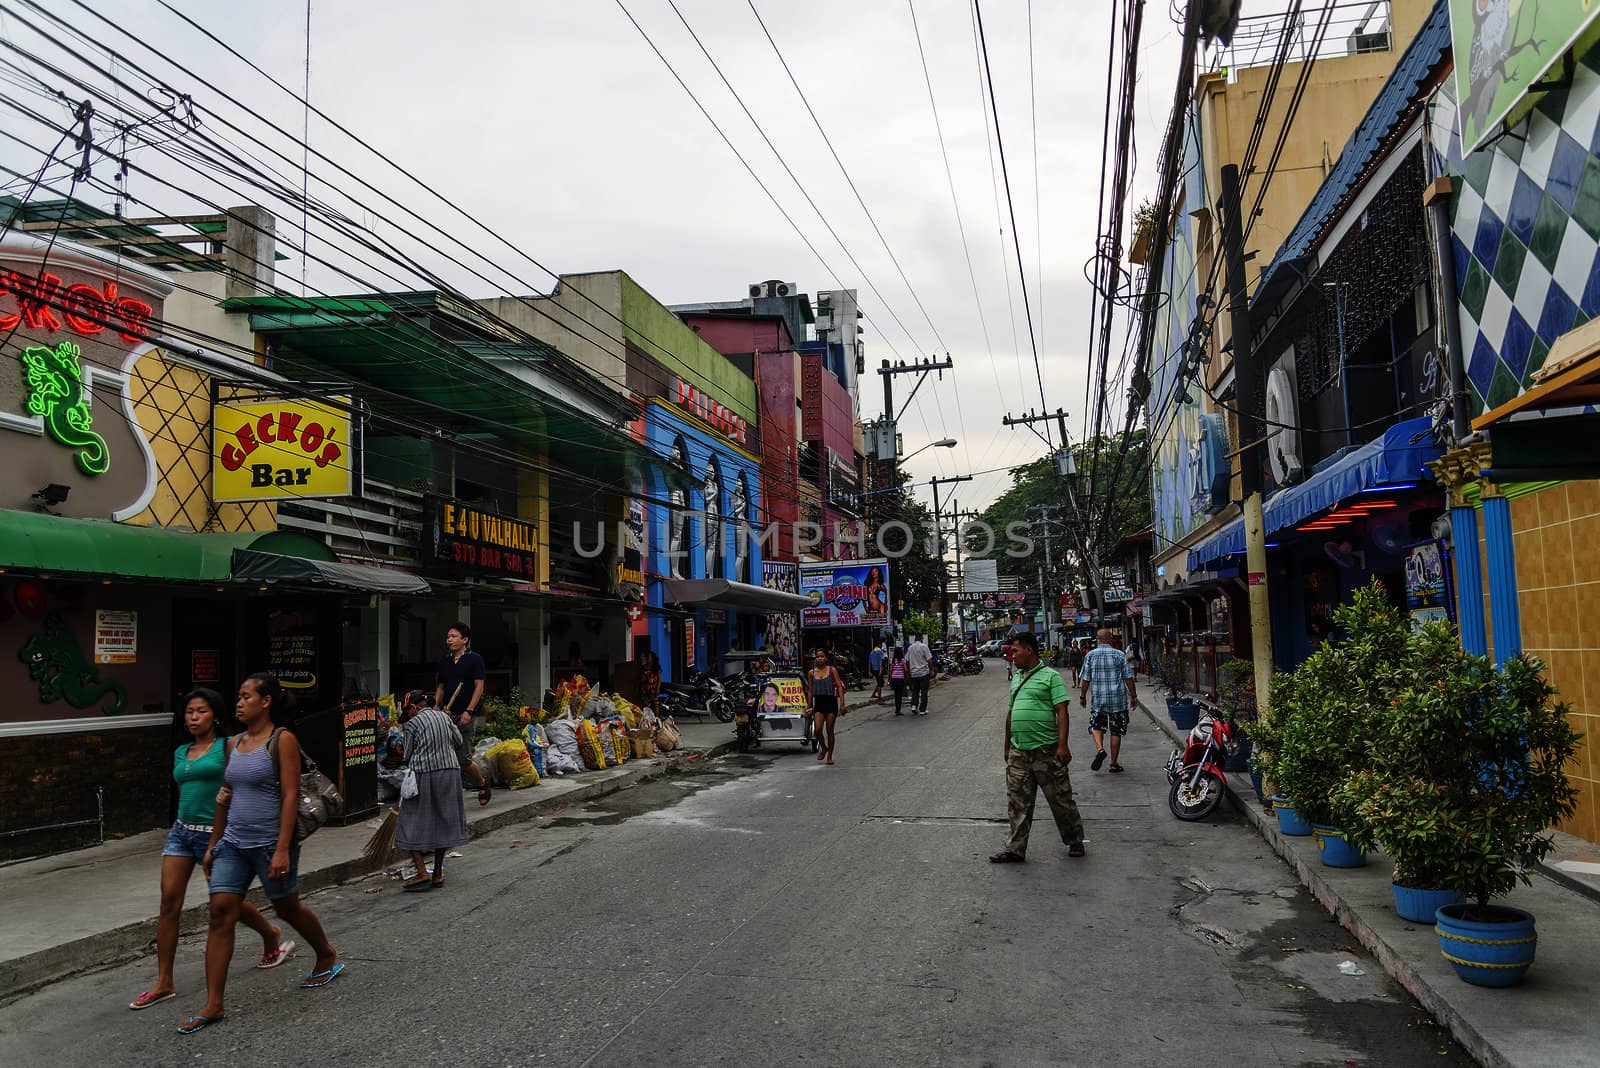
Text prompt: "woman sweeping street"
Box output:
[[806, 648, 847, 765], [397, 692, 469, 892], [128, 689, 292, 1011], [178, 673, 341, 1035]]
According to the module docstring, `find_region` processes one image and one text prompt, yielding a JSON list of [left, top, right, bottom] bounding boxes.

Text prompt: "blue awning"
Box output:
[[1188, 417, 1442, 570]]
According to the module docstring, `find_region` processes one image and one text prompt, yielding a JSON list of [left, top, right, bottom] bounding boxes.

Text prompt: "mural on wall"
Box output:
[[1448, 0, 1600, 153], [1148, 119, 1211, 555], [1429, 56, 1600, 414], [19, 613, 128, 715], [761, 561, 799, 667]]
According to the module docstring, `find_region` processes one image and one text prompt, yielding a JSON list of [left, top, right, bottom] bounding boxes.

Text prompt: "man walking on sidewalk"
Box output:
[[1080, 627, 1136, 774], [906, 633, 933, 715], [869, 641, 886, 703], [991, 633, 1084, 863]]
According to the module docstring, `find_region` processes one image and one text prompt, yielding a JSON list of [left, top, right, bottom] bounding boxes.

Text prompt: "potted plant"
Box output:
[[1129, 198, 1159, 265], [1155, 656, 1199, 727], [1341, 626, 1579, 985], [1265, 582, 1406, 862], [1216, 657, 1257, 775]]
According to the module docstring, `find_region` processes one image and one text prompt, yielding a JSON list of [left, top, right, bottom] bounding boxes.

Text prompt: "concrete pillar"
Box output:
[[225, 205, 277, 299], [1482, 488, 1521, 667], [375, 596, 392, 697]]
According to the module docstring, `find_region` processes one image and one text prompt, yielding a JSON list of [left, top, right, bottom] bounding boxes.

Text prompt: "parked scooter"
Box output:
[[1164, 706, 1239, 821], [662, 671, 733, 722], [959, 654, 985, 675]]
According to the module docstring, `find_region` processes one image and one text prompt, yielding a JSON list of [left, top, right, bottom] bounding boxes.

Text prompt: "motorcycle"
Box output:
[[959, 654, 985, 675], [1164, 707, 1239, 821], [662, 671, 733, 722]]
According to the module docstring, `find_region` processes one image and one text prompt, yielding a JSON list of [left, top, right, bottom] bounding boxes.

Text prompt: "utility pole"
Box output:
[[873, 357, 955, 475], [1219, 162, 1274, 716], [949, 506, 980, 640], [928, 473, 971, 639], [1004, 407, 1104, 616]]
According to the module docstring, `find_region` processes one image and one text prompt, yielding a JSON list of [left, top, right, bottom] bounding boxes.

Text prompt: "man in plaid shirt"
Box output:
[[1078, 629, 1136, 773]]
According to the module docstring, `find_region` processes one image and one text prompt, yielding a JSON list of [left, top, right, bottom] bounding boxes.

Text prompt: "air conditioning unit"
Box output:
[[748, 280, 794, 299]]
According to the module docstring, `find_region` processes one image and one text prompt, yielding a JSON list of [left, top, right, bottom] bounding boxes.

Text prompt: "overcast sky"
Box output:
[[0, 0, 1207, 511]]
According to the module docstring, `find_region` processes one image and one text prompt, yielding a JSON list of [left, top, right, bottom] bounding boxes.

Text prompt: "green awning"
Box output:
[[0, 511, 335, 583]]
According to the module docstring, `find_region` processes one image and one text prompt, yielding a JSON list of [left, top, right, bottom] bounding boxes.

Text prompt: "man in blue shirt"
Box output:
[[1079, 628, 1136, 773], [868, 641, 886, 702]]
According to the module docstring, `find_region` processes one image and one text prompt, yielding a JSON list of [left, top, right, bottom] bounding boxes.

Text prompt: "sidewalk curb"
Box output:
[[0, 741, 735, 1004], [1136, 697, 1508, 1068]]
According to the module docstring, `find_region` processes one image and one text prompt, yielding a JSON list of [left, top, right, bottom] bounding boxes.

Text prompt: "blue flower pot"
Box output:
[[1248, 765, 1265, 803], [1224, 735, 1253, 773], [1392, 884, 1464, 924], [1271, 797, 1312, 836], [1311, 824, 1367, 868], [1435, 903, 1536, 987], [1169, 700, 1200, 732]]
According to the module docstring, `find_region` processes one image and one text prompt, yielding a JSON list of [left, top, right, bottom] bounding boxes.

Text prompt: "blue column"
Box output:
[[1481, 493, 1521, 667], [1450, 503, 1488, 658]]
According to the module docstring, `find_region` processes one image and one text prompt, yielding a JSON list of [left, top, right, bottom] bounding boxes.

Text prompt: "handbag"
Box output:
[[267, 728, 344, 842], [399, 766, 419, 800]]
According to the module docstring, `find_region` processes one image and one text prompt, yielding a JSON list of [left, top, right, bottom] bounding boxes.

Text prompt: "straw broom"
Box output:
[[363, 684, 461, 865]]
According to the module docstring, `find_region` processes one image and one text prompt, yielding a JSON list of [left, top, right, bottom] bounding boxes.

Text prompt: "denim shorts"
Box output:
[[161, 823, 213, 863], [209, 839, 301, 901]]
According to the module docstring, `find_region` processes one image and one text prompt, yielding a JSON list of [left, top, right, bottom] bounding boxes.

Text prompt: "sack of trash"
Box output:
[[472, 737, 502, 785], [486, 739, 540, 790], [577, 718, 607, 770]]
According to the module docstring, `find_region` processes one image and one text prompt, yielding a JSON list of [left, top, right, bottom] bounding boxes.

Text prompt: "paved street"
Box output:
[[0, 673, 1468, 1067]]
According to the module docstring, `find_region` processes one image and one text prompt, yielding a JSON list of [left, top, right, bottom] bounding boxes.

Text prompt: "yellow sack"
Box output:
[[609, 724, 630, 764], [577, 718, 607, 770], [486, 739, 541, 790]]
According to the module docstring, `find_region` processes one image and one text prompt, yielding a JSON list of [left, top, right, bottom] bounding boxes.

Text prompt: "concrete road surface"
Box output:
[[0, 673, 1468, 1067]]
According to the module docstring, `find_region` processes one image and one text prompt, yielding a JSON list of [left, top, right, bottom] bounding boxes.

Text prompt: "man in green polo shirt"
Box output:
[[990, 632, 1085, 863]]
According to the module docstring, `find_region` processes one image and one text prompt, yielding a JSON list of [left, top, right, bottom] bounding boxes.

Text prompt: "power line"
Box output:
[[972, 0, 1048, 442]]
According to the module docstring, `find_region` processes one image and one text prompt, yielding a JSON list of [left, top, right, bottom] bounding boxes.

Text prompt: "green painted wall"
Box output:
[[620, 273, 756, 422]]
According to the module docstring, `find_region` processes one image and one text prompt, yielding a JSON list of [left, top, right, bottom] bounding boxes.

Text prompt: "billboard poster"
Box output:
[[1405, 540, 1450, 630], [1449, 0, 1600, 154], [761, 561, 800, 666], [799, 558, 891, 629]]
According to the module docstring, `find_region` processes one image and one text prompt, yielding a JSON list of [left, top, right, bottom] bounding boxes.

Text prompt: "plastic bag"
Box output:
[[472, 737, 502, 785], [577, 718, 607, 770], [486, 739, 540, 790], [400, 767, 419, 800], [544, 745, 580, 775], [524, 726, 546, 777]]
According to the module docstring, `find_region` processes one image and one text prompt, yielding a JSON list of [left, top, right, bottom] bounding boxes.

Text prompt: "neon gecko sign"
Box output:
[[21, 340, 109, 475]]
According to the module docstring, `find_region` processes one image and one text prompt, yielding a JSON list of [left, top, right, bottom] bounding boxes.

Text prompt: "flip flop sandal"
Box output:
[[301, 963, 345, 989], [1091, 750, 1107, 771], [177, 1013, 223, 1035], [129, 990, 176, 1010], [477, 785, 493, 807], [257, 939, 296, 969], [402, 878, 434, 893], [1108, 764, 1125, 773]]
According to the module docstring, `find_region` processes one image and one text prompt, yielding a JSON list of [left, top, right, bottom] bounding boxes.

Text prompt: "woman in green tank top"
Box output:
[[128, 689, 291, 1011]]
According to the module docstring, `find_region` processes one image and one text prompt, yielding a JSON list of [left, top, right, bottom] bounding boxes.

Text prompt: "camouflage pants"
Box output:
[[1004, 746, 1085, 856]]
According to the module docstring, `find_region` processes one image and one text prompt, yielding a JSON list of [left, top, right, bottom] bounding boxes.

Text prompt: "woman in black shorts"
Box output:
[[806, 648, 847, 765]]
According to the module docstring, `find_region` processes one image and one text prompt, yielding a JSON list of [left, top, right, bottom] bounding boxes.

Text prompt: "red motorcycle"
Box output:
[[1164, 708, 1239, 820]]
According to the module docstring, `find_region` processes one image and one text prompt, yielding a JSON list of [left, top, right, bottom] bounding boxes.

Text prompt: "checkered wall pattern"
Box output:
[[1429, 49, 1600, 415]]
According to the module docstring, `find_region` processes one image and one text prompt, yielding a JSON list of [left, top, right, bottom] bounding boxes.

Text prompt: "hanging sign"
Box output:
[[213, 397, 359, 502], [93, 609, 137, 664], [1449, 0, 1600, 154], [421, 494, 539, 580]]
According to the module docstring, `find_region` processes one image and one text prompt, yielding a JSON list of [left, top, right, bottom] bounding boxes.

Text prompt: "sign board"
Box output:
[[212, 397, 359, 502], [93, 609, 137, 664], [421, 494, 539, 581], [1449, 0, 1600, 154], [761, 561, 800, 666], [190, 648, 220, 683], [1405, 540, 1451, 630], [672, 376, 749, 446], [267, 630, 317, 690], [978, 591, 1026, 611], [766, 674, 808, 714], [684, 617, 696, 666], [963, 558, 999, 594], [1059, 592, 1078, 613], [799, 558, 891, 629]]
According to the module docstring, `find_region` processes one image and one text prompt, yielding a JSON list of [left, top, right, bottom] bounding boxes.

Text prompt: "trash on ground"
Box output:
[[1337, 960, 1366, 976]]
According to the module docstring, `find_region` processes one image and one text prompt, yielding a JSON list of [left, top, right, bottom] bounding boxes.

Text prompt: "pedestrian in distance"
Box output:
[[1067, 640, 1086, 687], [640, 650, 663, 715], [1081, 627, 1137, 773], [906, 633, 933, 715], [888, 646, 908, 715], [179, 673, 341, 1035], [806, 648, 847, 765], [1003, 639, 1016, 682], [991, 633, 1085, 863], [436, 621, 493, 806], [396, 691, 469, 892], [129, 689, 293, 1012], [869, 641, 886, 703]]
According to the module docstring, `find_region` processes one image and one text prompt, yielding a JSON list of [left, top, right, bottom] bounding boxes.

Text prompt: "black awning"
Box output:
[[660, 578, 809, 613], [230, 548, 430, 595]]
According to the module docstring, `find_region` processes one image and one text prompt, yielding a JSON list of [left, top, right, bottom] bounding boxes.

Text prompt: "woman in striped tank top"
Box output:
[[178, 673, 341, 1036]]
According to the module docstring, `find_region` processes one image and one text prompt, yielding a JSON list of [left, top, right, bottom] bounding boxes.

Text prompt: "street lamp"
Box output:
[[902, 437, 957, 463]]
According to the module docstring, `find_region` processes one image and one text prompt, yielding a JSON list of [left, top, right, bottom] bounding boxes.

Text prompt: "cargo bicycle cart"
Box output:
[[733, 669, 815, 752]]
